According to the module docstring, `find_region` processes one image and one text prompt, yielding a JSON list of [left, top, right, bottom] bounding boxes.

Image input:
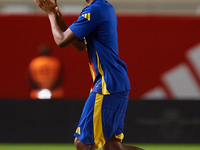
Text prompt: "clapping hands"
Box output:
[[34, 0, 58, 15]]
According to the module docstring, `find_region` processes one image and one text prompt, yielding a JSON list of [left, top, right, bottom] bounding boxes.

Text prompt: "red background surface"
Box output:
[[1, 15, 200, 99]]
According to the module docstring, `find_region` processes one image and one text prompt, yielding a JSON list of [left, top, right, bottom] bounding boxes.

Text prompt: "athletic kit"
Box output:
[[69, 0, 131, 148]]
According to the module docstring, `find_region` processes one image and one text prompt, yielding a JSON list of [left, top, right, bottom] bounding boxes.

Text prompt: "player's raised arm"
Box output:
[[55, 6, 86, 51], [34, 0, 86, 51]]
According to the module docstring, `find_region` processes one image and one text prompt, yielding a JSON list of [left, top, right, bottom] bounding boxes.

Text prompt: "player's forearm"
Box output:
[[71, 39, 86, 51], [56, 13, 68, 32], [48, 13, 86, 51], [48, 13, 70, 47]]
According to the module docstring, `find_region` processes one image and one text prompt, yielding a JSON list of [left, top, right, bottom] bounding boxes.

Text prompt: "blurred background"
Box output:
[[1, 0, 200, 15], [0, 0, 200, 149]]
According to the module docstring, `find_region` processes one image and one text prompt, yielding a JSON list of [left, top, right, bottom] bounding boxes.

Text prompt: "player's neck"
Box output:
[[86, 0, 94, 5]]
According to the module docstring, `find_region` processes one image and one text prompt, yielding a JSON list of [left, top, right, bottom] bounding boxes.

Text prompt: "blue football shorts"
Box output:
[[74, 91, 129, 149]]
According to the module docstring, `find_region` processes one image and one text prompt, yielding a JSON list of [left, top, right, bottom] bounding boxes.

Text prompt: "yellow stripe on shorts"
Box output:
[[93, 93, 105, 149]]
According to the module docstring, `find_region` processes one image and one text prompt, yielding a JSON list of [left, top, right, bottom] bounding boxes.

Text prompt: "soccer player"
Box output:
[[34, 0, 144, 150]]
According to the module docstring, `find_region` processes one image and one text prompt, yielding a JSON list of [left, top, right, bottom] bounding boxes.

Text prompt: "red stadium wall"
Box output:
[[1, 15, 200, 99]]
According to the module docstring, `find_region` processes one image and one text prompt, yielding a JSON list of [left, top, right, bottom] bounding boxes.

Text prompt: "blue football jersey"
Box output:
[[69, 0, 131, 94]]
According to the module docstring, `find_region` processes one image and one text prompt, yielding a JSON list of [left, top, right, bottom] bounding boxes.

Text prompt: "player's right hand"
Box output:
[[54, 0, 57, 7], [34, 0, 56, 15]]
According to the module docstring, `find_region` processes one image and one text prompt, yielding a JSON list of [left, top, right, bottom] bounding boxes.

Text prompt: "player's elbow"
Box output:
[[56, 40, 69, 48], [57, 43, 66, 48], [54, 35, 68, 48], [56, 43, 63, 48]]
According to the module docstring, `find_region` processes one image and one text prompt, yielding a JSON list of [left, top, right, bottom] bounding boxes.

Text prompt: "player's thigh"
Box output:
[[74, 137, 95, 150], [103, 135, 122, 150]]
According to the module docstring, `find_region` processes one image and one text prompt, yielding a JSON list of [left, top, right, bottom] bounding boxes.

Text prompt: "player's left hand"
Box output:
[[34, 0, 56, 15]]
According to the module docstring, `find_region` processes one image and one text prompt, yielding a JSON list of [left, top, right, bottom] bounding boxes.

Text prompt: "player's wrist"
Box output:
[[48, 11, 57, 16]]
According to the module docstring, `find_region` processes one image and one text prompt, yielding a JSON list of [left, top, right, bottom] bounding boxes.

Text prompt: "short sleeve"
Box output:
[[69, 6, 101, 40]]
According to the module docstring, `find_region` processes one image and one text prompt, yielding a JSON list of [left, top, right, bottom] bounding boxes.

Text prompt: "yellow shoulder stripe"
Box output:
[[82, 13, 91, 21]]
